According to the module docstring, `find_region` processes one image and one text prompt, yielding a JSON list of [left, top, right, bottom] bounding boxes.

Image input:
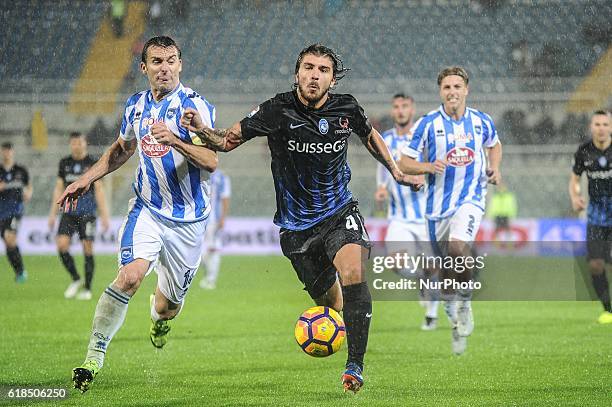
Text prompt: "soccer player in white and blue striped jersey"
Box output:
[[57, 36, 218, 392], [375, 94, 439, 330], [399, 67, 502, 355], [199, 169, 231, 289]]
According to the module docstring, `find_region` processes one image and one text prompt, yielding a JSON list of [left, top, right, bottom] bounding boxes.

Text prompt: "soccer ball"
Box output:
[[294, 306, 345, 357]]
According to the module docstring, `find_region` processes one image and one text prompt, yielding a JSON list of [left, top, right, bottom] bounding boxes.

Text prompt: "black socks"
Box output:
[[59, 251, 80, 281], [84, 255, 95, 290], [341, 282, 372, 370], [6, 246, 24, 275], [592, 273, 611, 313]]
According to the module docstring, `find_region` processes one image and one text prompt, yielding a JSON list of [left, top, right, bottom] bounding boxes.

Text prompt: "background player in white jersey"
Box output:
[[199, 169, 231, 289], [56, 36, 218, 393], [374, 94, 439, 330], [398, 67, 502, 355]]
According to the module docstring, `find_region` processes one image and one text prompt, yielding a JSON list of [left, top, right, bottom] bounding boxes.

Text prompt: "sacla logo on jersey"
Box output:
[[141, 118, 171, 158], [446, 147, 475, 167]]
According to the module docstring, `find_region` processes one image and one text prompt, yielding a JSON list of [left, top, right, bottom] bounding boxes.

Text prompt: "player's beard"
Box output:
[[397, 117, 413, 128], [297, 82, 329, 108]]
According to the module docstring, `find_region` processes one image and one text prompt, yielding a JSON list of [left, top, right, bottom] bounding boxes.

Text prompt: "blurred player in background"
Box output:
[[57, 36, 218, 392], [399, 67, 502, 355], [374, 94, 438, 330], [49, 132, 110, 300], [569, 110, 611, 324], [0, 142, 32, 283], [181, 43, 420, 393], [199, 169, 231, 289]]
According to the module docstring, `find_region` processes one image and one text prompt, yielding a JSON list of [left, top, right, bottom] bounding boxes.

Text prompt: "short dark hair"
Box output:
[[1, 142, 13, 150], [141, 36, 182, 63], [437, 66, 469, 86], [393, 93, 414, 103], [69, 131, 84, 139], [294, 43, 350, 82], [592, 110, 611, 118]]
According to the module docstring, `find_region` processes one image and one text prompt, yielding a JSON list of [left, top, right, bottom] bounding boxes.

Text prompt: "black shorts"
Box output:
[[0, 215, 21, 237], [58, 214, 97, 241], [586, 224, 611, 262], [279, 201, 370, 299]]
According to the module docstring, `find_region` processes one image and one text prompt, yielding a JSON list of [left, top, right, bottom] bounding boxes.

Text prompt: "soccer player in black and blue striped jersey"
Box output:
[[569, 110, 612, 324], [181, 44, 421, 393], [0, 142, 31, 283]]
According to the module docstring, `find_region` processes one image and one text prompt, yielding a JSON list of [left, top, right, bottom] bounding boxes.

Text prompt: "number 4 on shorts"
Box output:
[[346, 215, 358, 231]]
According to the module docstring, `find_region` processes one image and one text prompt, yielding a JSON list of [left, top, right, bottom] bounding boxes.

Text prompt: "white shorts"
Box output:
[[117, 198, 207, 304], [427, 203, 483, 254], [203, 221, 222, 252], [385, 220, 429, 242]]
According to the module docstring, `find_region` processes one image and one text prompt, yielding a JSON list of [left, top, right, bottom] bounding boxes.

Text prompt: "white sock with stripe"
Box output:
[[85, 285, 131, 368]]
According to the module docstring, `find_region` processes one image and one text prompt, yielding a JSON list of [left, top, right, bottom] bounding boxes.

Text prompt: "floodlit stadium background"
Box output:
[[2, 0, 610, 254], [1, 1, 611, 405]]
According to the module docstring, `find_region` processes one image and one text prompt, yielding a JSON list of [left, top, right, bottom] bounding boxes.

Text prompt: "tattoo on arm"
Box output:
[[195, 123, 245, 152]]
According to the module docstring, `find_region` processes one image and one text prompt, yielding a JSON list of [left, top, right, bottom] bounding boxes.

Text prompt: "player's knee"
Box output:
[[3, 233, 17, 248], [588, 259, 605, 275], [338, 263, 364, 285], [83, 244, 94, 256], [56, 237, 70, 252], [115, 269, 144, 293]]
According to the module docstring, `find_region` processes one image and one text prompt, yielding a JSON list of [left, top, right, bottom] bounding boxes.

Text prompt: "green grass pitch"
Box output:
[[1, 255, 610, 406]]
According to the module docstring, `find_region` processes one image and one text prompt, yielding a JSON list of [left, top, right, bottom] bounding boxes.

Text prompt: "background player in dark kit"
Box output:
[[180, 44, 422, 393], [49, 132, 110, 300], [0, 142, 32, 283], [569, 110, 612, 324]]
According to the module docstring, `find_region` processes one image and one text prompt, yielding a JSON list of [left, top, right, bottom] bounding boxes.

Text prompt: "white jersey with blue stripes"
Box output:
[[377, 128, 425, 224], [401, 105, 500, 220], [209, 170, 231, 224], [119, 83, 216, 222]]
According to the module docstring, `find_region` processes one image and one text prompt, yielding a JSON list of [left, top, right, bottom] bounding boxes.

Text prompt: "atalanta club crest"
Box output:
[[318, 118, 329, 135], [598, 156, 607, 168], [141, 134, 171, 158]]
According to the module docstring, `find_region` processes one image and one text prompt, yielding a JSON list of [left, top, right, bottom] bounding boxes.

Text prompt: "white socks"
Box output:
[[85, 285, 131, 368], [425, 300, 440, 319], [203, 252, 221, 285]]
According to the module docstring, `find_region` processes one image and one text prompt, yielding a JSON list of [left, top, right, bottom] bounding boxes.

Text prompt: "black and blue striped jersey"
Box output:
[[0, 164, 29, 219], [572, 140, 611, 226], [240, 91, 372, 231]]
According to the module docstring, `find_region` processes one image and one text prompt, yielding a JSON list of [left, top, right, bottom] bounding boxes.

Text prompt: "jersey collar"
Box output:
[[147, 83, 184, 107], [439, 104, 469, 123], [292, 89, 332, 112]]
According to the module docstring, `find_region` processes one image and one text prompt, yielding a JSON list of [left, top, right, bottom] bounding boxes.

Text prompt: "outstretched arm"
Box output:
[[360, 128, 423, 189], [398, 155, 446, 175], [569, 173, 586, 212], [486, 142, 502, 185], [57, 137, 136, 210], [181, 108, 245, 152]]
